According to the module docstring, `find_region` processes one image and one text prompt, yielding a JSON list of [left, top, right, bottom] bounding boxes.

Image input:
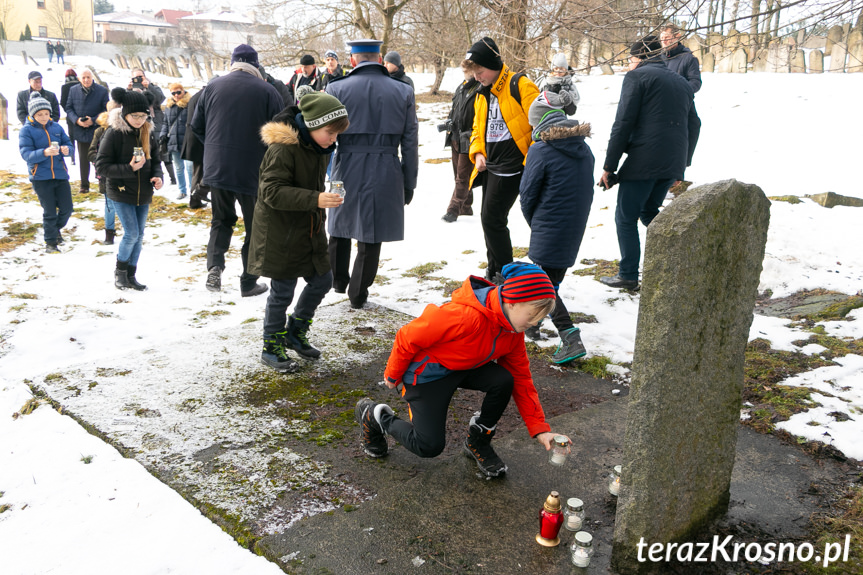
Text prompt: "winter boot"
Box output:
[[165, 161, 177, 186], [286, 315, 321, 359], [206, 266, 222, 292], [524, 322, 543, 341], [56, 233, 65, 244], [45, 243, 60, 254], [114, 260, 131, 290], [126, 265, 148, 291], [354, 398, 393, 458], [552, 327, 587, 364], [260, 332, 299, 373], [463, 413, 508, 478], [103, 229, 116, 245]]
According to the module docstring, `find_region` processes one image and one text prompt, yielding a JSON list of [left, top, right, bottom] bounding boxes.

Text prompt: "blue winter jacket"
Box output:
[[159, 91, 191, 153], [603, 57, 700, 181], [19, 119, 73, 181], [65, 82, 110, 143], [520, 118, 595, 269]]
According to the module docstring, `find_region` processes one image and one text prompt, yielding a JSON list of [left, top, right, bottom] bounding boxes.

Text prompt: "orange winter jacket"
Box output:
[[468, 64, 540, 188], [384, 276, 550, 438]]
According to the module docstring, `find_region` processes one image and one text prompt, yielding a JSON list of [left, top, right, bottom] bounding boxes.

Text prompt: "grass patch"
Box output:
[[462, 249, 475, 255], [742, 338, 834, 433], [791, 334, 863, 360], [194, 309, 231, 321], [80, 454, 94, 464], [805, 485, 863, 574], [810, 295, 863, 322], [0, 219, 41, 254], [403, 261, 447, 280], [373, 274, 391, 286], [572, 355, 614, 379], [572, 258, 620, 282], [147, 195, 209, 226], [570, 311, 598, 324], [511, 246, 529, 258], [424, 157, 450, 164], [768, 195, 803, 204], [415, 91, 453, 104]]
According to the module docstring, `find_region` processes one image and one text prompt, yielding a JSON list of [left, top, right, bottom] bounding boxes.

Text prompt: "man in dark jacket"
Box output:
[[181, 86, 210, 209], [46, 41, 54, 62], [319, 50, 346, 90], [54, 41, 66, 64], [599, 36, 700, 289], [129, 68, 174, 186], [17, 71, 60, 124], [442, 65, 481, 222], [383, 51, 414, 90], [59, 69, 80, 165], [192, 44, 284, 297], [661, 25, 702, 93], [287, 55, 321, 104], [65, 69, 109, 193], [325, 39, 419, 309]]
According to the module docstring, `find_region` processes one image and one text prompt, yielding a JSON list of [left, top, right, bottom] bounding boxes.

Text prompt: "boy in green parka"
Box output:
[[248, 93, 349, 373]]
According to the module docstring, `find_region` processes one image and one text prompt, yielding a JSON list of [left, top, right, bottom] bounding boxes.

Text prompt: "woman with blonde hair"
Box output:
[[95, 88, 163, 290], [160, 82, 194, 200]]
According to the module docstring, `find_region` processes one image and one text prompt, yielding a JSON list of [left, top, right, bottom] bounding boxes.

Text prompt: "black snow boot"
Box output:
[[103, 229, 116, 245], [126, 265, 148, 291], [463, 413, 508, 478], [114, 260, 131, 290], [261, 332, 299, 373], [286, 315, 320, 359]]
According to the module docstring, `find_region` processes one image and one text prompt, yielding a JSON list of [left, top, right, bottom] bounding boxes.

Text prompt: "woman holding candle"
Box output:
[[355, 261, 570, 478]]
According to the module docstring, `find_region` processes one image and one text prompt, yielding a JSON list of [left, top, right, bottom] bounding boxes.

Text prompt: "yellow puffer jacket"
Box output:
[[468, 64, 540, 187]]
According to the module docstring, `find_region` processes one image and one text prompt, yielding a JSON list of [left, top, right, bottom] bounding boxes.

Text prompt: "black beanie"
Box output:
[[630, 35, 662, 59], [112, 87, 151, 116], [465, 37, 503, 71], [300, 54, 315, 66]]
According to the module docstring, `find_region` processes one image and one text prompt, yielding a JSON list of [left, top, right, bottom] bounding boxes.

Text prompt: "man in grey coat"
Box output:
[[326, 39, 419, 309]]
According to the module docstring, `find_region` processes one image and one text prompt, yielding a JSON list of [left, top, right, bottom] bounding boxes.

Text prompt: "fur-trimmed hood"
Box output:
[[107, 107, 155, 133], [164, 91, 192, 109], [96, 110, 111, 128], [537, 122, 591, 142], [260, 121, 299, 147]]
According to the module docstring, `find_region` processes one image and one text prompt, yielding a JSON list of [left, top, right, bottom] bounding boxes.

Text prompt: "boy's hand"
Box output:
[[60, 146, 69, 156], [318, 192, 344, 208], [383, 377, 400, 389], [535, 431, 569, 451], [475, 153, 487, 172], [43, 147, 59, 157]]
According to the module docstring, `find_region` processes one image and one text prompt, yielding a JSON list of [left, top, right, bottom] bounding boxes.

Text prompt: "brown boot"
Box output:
[[104, 229, 115, 245]]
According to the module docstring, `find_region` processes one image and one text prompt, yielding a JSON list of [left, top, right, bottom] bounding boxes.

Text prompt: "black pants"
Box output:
[[76, 140, 91, 190], [206, 187, 259, 289], [381, 362, 514, 458], [328, 236, 381, 306], [480, 171, 522, 278], [541, 266, 574, 332]]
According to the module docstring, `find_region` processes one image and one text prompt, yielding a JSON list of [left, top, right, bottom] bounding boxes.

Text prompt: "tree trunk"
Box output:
[[729, 0, 741, 31], [430, 54, 447, 94]]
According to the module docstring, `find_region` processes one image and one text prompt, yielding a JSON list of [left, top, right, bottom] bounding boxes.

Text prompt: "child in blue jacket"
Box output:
[[519, 90, 595, 364], [19, 92, 74, 253]]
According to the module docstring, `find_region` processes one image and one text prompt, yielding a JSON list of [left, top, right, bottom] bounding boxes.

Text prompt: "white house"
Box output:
[[93, 11, 174, 45], [177, 10, 276, 54]]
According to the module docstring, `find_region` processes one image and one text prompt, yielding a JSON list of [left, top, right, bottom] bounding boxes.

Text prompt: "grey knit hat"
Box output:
[[528, 90, 576, 127], [28, 91, 52, 118], [552, 53, 568, 69], [384, 51, 402, 67]]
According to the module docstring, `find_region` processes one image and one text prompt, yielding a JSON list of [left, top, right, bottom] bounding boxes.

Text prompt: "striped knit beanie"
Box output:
[[499, 262, 556, 304]]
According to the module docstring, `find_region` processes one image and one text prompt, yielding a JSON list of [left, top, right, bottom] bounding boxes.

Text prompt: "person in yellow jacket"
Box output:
[[464, 37, 539, 283]]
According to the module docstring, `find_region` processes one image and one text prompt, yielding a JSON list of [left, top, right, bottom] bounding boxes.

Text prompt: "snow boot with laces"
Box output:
[[463, 413, 508, 478], [286, 315, 320, 359], [261, 332, 299, 373]]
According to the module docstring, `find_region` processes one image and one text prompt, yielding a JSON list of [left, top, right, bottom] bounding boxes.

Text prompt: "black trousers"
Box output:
[[76, 140, 92, 190], [328, 236, 381, 306], [380, 362, 514, 458], [541, 266, 574, 332], [480, 171, 522, 278], [206, 187, 259, 288]]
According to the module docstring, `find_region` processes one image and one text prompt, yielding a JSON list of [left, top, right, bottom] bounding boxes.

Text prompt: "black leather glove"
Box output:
[[404, 188, 414, 205]]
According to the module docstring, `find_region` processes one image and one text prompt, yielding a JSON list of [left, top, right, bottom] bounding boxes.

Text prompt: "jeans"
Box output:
[[380, 362, 515, 458], [57, 54, 64, 64], [104, 193, 117, 231], [31, 179, 73, 244], [263, 271, 333, 335], [206, 188, 258, 289], [170, 151, 193, 195], [114, 201, 149, 266], [614, 178, 675, 280]]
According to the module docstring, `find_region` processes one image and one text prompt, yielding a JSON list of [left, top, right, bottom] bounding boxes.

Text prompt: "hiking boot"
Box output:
[[286, 316, 320, 359], [103, 229, 116, 245], [261, 332, 299, 373], [206, 266, 222, 292], [45, 243, 60, 254], [114, 260, 131, 290], [176, 192, 187, 200], [552, 327, 587, 364], [441, 212, 457, 223], [463, 413, 507, 478], [354, 398, 392, 458], [524, 323, 543, 341], [126, 265, 148, 291], [56, 233, 65, 244], [241, 283, 268, 297], [600, 275, 639, 289]]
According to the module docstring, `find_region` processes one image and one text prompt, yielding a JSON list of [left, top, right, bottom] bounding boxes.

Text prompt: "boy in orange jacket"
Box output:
[[355, 261, 570, 478]]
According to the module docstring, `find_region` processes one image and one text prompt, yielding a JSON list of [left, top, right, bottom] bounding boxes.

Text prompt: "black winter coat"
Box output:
[[447, 78, 481, 152], [192, 70, 284, 195], [96, 109, 163, 206], [17, 88, 60, 124], [60, 79, 80, 113], [662, 44, 702, 93], [181, 88, 204, 163], [603, 58, 700, 181], [159, 91, 191, 153], [320, 65, 346, 90]]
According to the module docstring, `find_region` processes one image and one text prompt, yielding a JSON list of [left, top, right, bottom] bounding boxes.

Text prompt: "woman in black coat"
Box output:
[[160, 83, 193, 200]]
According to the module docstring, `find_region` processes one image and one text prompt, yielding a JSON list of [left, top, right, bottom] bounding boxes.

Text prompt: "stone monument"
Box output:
[[611, 179, 771, 574], [810, 49, 824, 73]]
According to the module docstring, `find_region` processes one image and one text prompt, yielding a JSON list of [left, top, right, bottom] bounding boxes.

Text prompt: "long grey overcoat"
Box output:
[[325, 62, 418, 244]]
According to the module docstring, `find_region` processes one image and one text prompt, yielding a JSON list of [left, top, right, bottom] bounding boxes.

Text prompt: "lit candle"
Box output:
[[571, 531, 594, 567], [608, 465, 621, 496], [549, 435, 570, 467]]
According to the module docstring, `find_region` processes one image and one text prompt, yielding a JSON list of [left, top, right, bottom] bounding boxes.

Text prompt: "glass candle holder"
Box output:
[[133, 147, 144, 161], [50, 141, 59, 151], [571, 531, 594, 567], [564, 497, 585, 531], [608, 465, 622, 496], [330, 180, 346, 197], [549, 435, 571, 466]]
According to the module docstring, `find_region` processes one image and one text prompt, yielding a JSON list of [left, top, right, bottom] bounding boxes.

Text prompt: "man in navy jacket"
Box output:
[[599, 36, 700, 289], [65, 69, 109, 192], [192, 44, 284, 297], [661, 26, 702, 93]]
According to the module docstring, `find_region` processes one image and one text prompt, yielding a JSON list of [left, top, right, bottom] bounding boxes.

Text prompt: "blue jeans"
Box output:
[[170, 151, 193, 195], [614, 178, 675, 280], [263, 271, 333, 335], [104, 195, 117, 231], [31, 179, 73, 244], [114, 201, 149, 266]]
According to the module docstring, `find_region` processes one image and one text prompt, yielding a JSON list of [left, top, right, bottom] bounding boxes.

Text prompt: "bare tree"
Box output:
[[40, 0, 90, 53], [0, 0, 15, 57]]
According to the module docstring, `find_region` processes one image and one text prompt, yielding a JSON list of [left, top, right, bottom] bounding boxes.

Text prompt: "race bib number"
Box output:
[[486, 96, 512, 143]]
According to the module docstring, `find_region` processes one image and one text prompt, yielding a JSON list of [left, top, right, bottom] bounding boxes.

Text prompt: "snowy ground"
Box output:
[[1, 54, 862, 574]]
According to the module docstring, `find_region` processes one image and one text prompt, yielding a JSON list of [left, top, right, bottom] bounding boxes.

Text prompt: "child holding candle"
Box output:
[[356, 261, 570, 478]]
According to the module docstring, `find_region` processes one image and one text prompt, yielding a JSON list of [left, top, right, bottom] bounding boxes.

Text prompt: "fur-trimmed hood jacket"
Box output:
[[94, 108, 162, 206]]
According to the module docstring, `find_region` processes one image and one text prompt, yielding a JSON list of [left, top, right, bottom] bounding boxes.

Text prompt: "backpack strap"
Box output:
[[510, 72, 526, 106]]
